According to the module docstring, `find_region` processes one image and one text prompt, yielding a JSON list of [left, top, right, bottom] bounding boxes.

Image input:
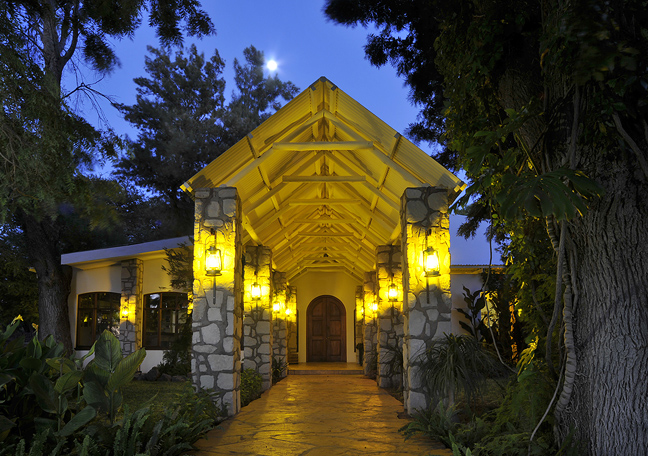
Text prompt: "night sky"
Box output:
[[65, 0, 494, 266]]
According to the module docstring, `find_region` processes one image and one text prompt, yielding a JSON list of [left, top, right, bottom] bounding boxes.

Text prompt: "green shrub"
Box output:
[[156, 319, 192, 377], [240, 369, 262, 407], [271, 356, 287, 384], [0, 318, 218, 455], [419, 334, 505, 411]]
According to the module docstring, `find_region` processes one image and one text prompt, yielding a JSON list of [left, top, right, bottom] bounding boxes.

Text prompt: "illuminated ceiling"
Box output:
[[182, 77, 464, 282]]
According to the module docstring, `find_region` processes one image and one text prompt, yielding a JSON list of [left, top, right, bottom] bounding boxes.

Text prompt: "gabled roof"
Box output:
[[61, 237, 191, 270], [183, 77, 464, 281]]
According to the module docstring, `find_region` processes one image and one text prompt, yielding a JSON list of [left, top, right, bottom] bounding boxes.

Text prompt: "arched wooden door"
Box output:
[[306, 295, 346, 362]]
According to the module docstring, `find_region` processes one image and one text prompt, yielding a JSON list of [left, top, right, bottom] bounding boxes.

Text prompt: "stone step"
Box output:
[[288, 368, 364, 376]]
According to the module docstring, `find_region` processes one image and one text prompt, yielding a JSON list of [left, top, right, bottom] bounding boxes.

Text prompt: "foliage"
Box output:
[[271, 356, 287, 385], [82, 331, 147, 425], [1, 319, 217, 455], [0, 0, 213, 350], [418, 334, 506, 412], [326, 0, 648, 451], [239, 368, 262, 407], [0, 227, 38, 327], [115, 44, 299, 236], [156, 317, 192, 377], [380, 338, 403, 390], [161, 242, 194, 293]]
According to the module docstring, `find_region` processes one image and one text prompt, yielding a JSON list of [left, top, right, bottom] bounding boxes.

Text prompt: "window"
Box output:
[[143, 292, 190, 349], [76, 292, 121, 349]]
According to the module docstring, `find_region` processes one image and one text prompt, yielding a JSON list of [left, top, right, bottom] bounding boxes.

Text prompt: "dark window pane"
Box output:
[[79, 294, 95, 308], [146, 294, 160, 309], [76, 308, 94, 347], [97, 292, 120, 310], [144, 307, 159, 347]]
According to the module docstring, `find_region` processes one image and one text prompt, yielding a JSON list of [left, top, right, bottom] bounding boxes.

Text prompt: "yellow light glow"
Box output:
[[424, 248, 440, 276], [371, 302, 378, 312], [121, 308, 129, 317], [358, 306, 364, 315], [205, 245, 222, 275], [388, 283, 398, 301], [285, 307, 292, 316], [251, 282, 261, 300]]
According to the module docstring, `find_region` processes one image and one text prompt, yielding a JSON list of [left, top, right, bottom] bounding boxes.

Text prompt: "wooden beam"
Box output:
[[282, 175, 366, 183], [296, 232, 355, 237], [272, 141, 373, 151], [288, 199, 361, 206], [291, 218, 355, 224]]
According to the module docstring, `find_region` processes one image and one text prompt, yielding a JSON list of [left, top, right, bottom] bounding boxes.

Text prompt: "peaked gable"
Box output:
[[182, 77, 464, 280]]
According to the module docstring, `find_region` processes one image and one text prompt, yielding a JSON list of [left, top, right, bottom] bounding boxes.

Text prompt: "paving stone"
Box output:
[[187, 375, 451, 456]]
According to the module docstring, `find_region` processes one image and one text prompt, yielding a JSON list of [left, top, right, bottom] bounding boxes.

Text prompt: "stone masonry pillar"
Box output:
[[272, 271, 288, 379], [119, 259, 142, 356], [243, 245, 273, 391], [192, 187, 243, 416], [355, 286, 364, 364], [401, 187, 453, 413], [286, 286, 298, 364], [376, 245, 404, 389], [362, 272, 378, 377]]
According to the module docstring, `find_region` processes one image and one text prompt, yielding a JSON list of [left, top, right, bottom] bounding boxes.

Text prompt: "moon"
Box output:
[[266, 59, 278, 71]]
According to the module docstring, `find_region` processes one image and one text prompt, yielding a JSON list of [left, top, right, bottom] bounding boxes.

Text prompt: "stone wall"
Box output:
[[272, 271, 288, 378], [401, 187, 452, 413], [243, 245, 273, 391], [191, 187, 243, 416], [363, 271, 378, 377], [286, 286, 298, 364], [376, 245, 404, 389], [119, 259, 142, 356], [355, 286, 364, 364]]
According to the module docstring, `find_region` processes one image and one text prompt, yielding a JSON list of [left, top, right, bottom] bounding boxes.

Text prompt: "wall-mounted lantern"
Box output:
[[388, 282, 398, 302], [251, 281, 261, 300], [121, 307, 129, 318], [424, 247, 440, 277], [205, 229, 222, 276]]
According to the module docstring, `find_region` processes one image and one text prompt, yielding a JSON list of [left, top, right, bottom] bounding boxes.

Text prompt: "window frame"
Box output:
[[142, 292, 190, 350], [75, 292, 121, 349]]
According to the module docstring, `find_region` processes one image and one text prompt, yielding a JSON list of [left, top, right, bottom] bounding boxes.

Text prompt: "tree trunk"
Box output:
[[20, 211, 74, 353], [556, 144, 648, 454]]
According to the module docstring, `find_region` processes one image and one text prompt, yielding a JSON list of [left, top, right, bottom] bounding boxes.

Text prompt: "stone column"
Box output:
[[355, 286, 364, 364], [119, 259, 143, 356], [272, 271, 288, 379], [191, 187, 243, 417], [286, 286, 298, 364], [376, 245, 404, 389], [243, 245, 273, 391], [401, 187, 452, 413], [363, 272, 378, 378]]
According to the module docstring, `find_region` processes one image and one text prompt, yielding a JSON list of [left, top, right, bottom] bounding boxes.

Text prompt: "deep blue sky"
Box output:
[[65, 0, 494, 266]]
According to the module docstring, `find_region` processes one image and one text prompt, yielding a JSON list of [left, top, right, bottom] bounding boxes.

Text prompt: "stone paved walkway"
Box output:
[[188, 374, 451, 456]]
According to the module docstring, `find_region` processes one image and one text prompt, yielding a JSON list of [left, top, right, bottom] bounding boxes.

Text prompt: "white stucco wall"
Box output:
[[68, 264, 122, 347], [67, 256, 178, 373], [291, 271, 361, 364]]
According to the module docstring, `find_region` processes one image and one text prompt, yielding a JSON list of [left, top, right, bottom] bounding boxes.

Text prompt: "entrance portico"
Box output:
[[183, 77, 465, 416]]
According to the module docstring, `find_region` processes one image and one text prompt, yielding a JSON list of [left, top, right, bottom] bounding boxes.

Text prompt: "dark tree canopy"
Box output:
[[326, 0, 648, 454], [115, 44, 298, 237], [0, 0, 214, 351]]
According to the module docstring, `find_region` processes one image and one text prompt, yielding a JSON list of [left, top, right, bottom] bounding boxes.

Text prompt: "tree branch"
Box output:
[[613, 112, 648, 180]]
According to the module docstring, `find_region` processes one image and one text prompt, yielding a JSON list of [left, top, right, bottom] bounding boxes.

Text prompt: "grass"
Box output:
[[122, 380, 193, 420]]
